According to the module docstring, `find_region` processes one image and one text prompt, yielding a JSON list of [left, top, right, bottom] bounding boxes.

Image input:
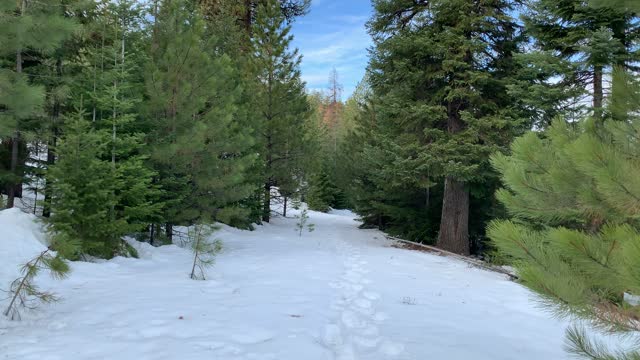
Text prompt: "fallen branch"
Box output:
[[386, 236, 517, 280]]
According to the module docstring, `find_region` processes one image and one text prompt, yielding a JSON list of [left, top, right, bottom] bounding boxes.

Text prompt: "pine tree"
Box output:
[[366, 0, 526, 254], [146, 0, 256, 237], [488, 67, 640, 359], [251, 0, 310, 222], [0, 0, 77, 208], [295, 207, 314, 237], [188, 224, 222, 280], [3, 230, 78, 320]]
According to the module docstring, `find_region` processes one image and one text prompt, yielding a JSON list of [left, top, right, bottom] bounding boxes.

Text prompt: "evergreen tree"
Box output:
[[488, 67, 640, 359], [47, 112, 132, 258], [146, 0, 256, 237], [518, 0, 639, 122], [0, 0, 77, 208], [188, 223, 222, 280], [306, 171, 335, 212], [251, 0, 310, 222], [365, 0, 526, 254]]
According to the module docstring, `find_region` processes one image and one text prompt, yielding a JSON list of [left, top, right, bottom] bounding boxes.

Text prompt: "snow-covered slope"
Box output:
[[1, 207, 578, 359], [0, 209, 48, 289]]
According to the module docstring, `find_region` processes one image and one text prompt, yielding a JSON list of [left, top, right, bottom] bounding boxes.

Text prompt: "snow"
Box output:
[[0, 206, 598, 359], [0, 208, 48, 288]]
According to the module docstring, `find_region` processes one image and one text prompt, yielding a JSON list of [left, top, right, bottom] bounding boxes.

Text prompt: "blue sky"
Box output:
[[291, 0, 373, 99]]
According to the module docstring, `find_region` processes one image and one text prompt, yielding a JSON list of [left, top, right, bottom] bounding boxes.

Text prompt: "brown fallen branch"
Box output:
[[386, 235, 518, 280]]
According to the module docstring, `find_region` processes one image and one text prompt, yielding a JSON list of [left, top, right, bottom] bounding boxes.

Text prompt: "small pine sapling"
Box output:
[[3, 237, 76, 320], [295, 208, 315, 237], [188, 224, 222, 280]]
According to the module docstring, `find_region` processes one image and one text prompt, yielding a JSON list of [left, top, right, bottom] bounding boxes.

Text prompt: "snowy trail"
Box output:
[[1, 208, 576, 359]]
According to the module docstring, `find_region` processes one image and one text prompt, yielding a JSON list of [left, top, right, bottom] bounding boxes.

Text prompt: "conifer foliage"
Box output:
[[146, 0, 256, 236], [251, 0, 310, 223], [188, 224, 222, 280], [358, 0, 526, 254], [488, 67, 640, 358], [0, 0, 77, 209], [3, 236, 77, 320]]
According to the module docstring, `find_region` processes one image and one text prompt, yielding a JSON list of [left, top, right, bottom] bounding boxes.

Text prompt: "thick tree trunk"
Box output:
[[436, 177, 470, 255], [436, 91, 471, 255], [593, 65, 604, 119]]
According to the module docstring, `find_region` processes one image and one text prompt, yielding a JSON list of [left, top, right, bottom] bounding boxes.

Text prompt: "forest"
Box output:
[[2, 0, 640, 358]]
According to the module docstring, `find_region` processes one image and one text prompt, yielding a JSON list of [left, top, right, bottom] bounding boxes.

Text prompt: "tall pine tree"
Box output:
[[146, 0, 256, 237], [251, 0, 310, 222]]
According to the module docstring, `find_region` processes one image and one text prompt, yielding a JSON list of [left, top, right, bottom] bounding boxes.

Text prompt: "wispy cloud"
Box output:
[[291, 0, 372, 98]]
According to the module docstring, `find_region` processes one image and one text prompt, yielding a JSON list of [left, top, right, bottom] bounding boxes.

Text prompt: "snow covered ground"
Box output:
[[1, 206, 582, 359]]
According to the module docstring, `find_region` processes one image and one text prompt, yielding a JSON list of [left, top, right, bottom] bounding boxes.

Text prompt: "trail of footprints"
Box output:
[[324, 242, 403, 360]]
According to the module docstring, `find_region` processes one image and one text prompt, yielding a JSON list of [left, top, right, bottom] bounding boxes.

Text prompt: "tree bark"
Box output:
[[149, 224, 155, 245], [283, 196, 287, 218], [436, 81, 471, 254], [8, 0, 26, 209], [6, 132, 19, 209], [262, 181, 271, 223], [593, 65, 604, 120], [243, 0, 253, 35], [436, 177, 470, 255], [42, 135, 56, 217], [166, 223, 173, 243]]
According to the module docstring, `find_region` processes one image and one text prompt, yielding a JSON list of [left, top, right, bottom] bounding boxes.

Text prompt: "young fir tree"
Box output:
[[146, 0, 256, 238], [0, 0, 77, 209], [251, 0, 310, 223], [306, 170, 336, 212], [47, 111, 132, 258], [365, 0, 526, 254], [81, 0, 162, 239], [488, 67, 640, 359]]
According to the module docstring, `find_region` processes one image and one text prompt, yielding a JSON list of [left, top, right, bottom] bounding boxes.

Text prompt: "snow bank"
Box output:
[[0, 208, 48, 290]]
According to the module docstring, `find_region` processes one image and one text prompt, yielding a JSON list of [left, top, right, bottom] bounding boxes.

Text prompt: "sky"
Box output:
[[290, 0, 373, 99]]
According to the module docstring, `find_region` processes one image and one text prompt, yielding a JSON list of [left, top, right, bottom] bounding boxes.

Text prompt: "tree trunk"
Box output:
[[243, 0, 253, 35], [436, 177, 470, 255], [436, 89, 471, 255], [166, 223, 173, 243], [149, 224, 155, 245], [6, 132, 19, 209], [42, 58, 63, 218], [283, 196, 287, 218], [8, 0, 26, 209], [593, 65, 603, 120], [42, 136, 56, 217], [262, 181, 271, 223]]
